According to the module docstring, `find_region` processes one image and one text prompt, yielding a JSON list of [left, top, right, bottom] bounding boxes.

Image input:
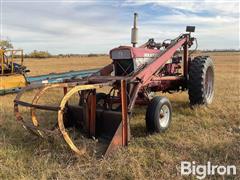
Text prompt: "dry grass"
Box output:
[[0, 53, 239, 179], [23, 56, 111, 76]]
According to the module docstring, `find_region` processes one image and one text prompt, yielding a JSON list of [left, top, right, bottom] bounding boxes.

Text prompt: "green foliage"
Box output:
[[0, 40, 13, 49], [28, 50, 52, 58]]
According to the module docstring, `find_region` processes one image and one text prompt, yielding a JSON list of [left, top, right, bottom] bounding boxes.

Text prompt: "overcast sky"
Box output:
[[0, 0, 239, 54]]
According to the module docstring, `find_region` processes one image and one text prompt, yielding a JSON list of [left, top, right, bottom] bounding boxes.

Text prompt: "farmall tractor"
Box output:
[[14, 13, 214, 156]]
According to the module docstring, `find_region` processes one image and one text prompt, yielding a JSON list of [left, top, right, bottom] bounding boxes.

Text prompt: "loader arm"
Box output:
[[134, 35, 188, 84], [128, 35, 189, 111]]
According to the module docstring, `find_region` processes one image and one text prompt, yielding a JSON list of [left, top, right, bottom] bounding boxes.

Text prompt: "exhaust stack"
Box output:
[[131, 13, 138, 47]]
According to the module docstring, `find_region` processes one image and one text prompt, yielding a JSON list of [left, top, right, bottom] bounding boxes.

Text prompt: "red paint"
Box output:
[[110, 46, 161, 59]]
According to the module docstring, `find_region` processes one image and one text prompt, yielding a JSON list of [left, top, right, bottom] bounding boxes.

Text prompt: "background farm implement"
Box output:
[[0, 49, 98, 95]]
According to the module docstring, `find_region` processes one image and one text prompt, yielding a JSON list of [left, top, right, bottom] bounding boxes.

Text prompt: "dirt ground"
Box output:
[[0, 52, 239, 179]]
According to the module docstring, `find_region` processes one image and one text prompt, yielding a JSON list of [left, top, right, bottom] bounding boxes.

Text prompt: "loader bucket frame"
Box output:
[[14, 80, 128, 156]]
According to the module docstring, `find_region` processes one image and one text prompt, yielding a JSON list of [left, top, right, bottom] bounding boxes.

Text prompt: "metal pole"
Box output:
[[11, 50, 14, 73], [121, 80, 128, 145], [89, 90, 96, 137], [21, 50, 23, 66], [183, 37, 189, 79]]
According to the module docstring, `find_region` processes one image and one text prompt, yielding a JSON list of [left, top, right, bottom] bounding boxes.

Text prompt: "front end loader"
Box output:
[[14, 13, 214, 156]]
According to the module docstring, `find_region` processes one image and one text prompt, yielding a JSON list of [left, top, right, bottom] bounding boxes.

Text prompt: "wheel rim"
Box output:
[[159, 105, 170, 128], [205, 67, 214, 102]]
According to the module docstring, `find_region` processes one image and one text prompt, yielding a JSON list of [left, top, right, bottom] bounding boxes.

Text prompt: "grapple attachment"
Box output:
[[14, 80, 129, 156]]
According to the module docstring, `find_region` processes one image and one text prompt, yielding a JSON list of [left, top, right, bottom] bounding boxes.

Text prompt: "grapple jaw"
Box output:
[[14, 80, 129, 157]]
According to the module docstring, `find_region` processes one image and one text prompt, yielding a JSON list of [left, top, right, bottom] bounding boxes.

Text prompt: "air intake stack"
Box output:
[[131, 13, 138, 47]]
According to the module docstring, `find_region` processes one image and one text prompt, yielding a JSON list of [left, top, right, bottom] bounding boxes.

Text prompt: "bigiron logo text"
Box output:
[[180, 161, 237, 179]]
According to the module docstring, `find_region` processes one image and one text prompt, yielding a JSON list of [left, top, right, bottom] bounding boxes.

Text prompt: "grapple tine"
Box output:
[[14, 83, 75, 138], [57, 84, 106, 156]]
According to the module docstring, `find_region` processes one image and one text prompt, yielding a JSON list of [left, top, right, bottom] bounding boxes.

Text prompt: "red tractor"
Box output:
[[14, 13, 214, 156]]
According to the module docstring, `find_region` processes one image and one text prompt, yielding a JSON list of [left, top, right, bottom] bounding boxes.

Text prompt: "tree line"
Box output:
[[0, 40, 108, 58], [1, 39, 239, 59]]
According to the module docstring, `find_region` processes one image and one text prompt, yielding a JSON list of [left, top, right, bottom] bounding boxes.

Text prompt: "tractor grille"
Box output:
[[114, 59, 134, 76]]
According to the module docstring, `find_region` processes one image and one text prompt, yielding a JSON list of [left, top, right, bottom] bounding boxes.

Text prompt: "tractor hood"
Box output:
[[110, 46, 160, 59]]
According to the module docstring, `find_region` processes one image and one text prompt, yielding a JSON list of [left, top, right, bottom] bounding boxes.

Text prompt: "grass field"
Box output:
[[0, 52, 239, 179]]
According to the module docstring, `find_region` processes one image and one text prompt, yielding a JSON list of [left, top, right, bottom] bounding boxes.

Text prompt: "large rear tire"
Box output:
[[188, 56, 214, 105], [146, 96, 172, 133]]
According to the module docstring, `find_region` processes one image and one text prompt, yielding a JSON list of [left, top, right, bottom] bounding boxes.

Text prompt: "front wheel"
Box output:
[[145, 96, 172, 133]]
